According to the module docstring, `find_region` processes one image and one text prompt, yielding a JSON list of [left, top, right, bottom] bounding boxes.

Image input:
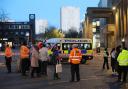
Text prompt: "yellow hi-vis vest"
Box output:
[[117, 49, 128, 66], [69, 48, 82, 64]]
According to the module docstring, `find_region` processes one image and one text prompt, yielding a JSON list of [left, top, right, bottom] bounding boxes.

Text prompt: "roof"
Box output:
[[46, 38, 61, 44]]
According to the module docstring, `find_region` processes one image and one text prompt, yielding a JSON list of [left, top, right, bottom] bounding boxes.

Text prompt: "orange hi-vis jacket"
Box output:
[[69, 48, 82, 64], [5, 47, 12, 57], [20, 45, 29, 59]]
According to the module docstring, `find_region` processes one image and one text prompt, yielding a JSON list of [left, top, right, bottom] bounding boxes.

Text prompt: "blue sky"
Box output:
[[1, 0, 99, 28]]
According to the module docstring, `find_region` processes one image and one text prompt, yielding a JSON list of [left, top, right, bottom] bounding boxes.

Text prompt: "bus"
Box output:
[[46, 38, 93, 63]]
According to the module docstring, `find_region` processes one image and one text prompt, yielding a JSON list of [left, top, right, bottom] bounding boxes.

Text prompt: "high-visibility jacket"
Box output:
[[117, 49, 128, 66], [104, 50, 109, 57], [5, 47, 12, 57], [69, 48, 82, 64], [20, 45, 29, 59]]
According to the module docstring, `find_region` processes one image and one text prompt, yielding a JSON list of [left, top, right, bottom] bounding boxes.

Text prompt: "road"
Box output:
[[0, 49, 128, 89]]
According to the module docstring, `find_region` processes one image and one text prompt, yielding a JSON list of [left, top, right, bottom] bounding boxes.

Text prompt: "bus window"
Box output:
[[62, 44, 67, 50], [57, 43, 60, 46], [67, 44, 70, 48], [84, 44, 91, 50], [64, 44, 66, 49], [80, 43, 84, 49]]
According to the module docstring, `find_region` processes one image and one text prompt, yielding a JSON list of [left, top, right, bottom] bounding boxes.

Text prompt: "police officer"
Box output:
[[69, 44, 82, 82], [117, 48, 128, 83], [103, 48, 109, 70]]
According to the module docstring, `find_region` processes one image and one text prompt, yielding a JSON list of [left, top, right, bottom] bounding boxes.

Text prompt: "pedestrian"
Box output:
[[4, 44, 13, 73], [37, 42, 43, 74], [110, 48, 116, 74], [39, 43, 49, 76], [20, 41, 30, 76], [51, 45, 61, 80], [115, 45, 122, 73], [69, 44, 82, 82], [31, 45, 40, 78], [117, 47, 128, 83], [103, 48, 109, 70]]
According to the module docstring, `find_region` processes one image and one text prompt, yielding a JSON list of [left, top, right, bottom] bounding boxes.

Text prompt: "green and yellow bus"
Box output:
[[46, 38, 93, 63]]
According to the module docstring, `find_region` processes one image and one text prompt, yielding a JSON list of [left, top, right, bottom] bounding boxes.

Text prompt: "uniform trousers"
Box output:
[[70, 64, 80, 81], [118, 66, 128, 82]]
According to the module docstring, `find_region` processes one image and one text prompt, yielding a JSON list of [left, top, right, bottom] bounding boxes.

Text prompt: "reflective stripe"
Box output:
[[69, 56, 82, 57], [69, 48, 82, 64], [71, 59, 80, 60]]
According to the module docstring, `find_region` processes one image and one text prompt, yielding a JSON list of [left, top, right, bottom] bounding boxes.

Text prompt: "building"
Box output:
[[83, 7, 114, 48], [0, 14, 35, 48], [112, 0, 128, 48], [98, 0, 112, 7], [60, 6, 80, 32], [84, 0, 128, 49], [98, 0, 114, 48], [36, 19, 48, 34]]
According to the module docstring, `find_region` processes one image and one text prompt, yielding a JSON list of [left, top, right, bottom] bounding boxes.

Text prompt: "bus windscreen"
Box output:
[[62, 43, 92, 50]]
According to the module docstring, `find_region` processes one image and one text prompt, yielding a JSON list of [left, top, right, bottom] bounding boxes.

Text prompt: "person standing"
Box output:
[[51, 45, 61, 80], [115, 45, 122, 73], [20, 41, 30, 76], [31, 45, 40, 78], [103, 48, 109, 70], [110, 48, 116, 74], [69, 44, 82, 82], [39, 43, 49, 76], [5, 44, 13, 73], [117, 48, 128, 83]]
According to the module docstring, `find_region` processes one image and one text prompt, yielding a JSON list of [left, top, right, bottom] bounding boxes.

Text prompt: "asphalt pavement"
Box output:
[[0, 49, 128, 89]]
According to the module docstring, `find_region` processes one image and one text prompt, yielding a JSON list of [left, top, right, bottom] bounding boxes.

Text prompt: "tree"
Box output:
[[65, 28, 78, 38], [0, 9, 9, 22], [44, 26, 64, 39]]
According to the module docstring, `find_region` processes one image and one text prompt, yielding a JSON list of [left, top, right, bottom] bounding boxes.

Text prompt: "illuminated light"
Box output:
[[122, 38, 125, 42], [92, 22, 96, 27], [96, 21, 100, 26], [26, 32, 29, 36], [112, 6, 116, 10], [0, 43, 1, 47], [3, 38, 8, 40], [92, 28, 96, 33]]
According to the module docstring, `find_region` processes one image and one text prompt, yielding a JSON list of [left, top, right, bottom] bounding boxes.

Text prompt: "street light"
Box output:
[[26, 32, 29, 45], [122, 38, 125, 48], [112, 6, 116, 10]]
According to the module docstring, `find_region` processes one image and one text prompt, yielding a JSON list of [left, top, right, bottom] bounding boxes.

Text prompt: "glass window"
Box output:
[[15, 32, 18, 35], [84, 43, 91, 50], [15, 25, 19, 29], [21, 32, 24, 35]]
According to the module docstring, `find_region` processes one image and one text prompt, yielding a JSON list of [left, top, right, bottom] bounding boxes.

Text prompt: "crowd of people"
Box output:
[[102, 45, 128, 83], [4, 41, 128, 83], [4, 41, 82, 82]]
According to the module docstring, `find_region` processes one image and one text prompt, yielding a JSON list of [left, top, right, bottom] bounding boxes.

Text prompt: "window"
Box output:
[[21, 32, 24, 35], [15, 25, 19, 29], [15, 32, 18, 35], [84, 43, 91, 50]]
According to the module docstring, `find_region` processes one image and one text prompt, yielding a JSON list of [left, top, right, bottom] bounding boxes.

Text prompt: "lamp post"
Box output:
[[122, 38, 125, 48], [26, 32, 29, 46]]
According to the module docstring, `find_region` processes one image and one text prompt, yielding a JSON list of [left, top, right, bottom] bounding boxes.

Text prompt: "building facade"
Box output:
[[84, 0, 128, 48], [60, 6, 80, 32], [36, 19, 48, 34], [0, 14, 35, 48], [113, 0, 128, 48]]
